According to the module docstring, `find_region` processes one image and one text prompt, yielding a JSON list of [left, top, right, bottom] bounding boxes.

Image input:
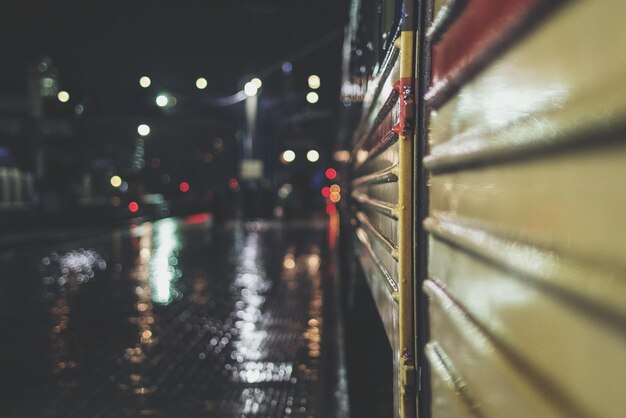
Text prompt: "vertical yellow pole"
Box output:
[[398, 2, 416, 417]]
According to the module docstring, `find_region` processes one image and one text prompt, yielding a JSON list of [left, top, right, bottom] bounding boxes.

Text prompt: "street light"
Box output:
[[307, 150, 320, 162], [137, 124, 150, 136], [308, 75, 321, 89], [306, 92, 319, 104], [139, 76, 151, 88], [155, 95, 168, 107], [244, 81, 258, 97], [110, 175, 122, 188], [57, 91, 70, 103], [282, 150, 296, 163], [196, 77, 208, 89]]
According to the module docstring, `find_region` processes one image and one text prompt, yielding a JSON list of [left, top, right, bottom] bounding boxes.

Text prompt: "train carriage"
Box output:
[[342, 0, 626, 417]]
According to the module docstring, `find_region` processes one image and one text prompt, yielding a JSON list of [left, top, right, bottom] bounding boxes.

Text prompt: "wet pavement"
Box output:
[[0, 215, 345, 418]]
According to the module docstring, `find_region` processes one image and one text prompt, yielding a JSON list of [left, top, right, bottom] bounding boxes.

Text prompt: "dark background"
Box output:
[[0, 0, 350, 225]]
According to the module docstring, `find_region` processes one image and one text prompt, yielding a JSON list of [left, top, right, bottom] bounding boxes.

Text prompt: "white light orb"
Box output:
[[155, 95, 168, 107], [137, 124, 151, 136], [306, 92, 319, 104], [308, 75, 321, 89], [196, 77, 208, 89], [244, 82, 258, 97], [57, 91, 70, 103], [139, 76, 151, 88], [306, 150, 320, 162], [282, 150, 296, 163]]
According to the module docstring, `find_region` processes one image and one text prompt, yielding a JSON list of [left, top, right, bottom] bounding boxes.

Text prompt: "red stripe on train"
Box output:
[[429, 0, 542, 104]]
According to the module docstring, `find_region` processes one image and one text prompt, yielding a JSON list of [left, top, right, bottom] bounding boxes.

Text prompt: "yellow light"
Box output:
[[333, 150, 351, 162], [308, 75, 321, 89], [137, 124, 150, 136], [244, 82, 258, 97], [155, 95, 168, 107], [330, 192, 341, 203], [306, 92, 319, 104], [283, 258, 296, 269], [195, 77, 207, 89], [306, 150, 319, 162], [330, 184, 340, 193], [139, 76, 151, 88], [110, 175, 122, 188], [250, 78, 262, 89], [57, 91, 70, 103], [282, 150, 296, 163]]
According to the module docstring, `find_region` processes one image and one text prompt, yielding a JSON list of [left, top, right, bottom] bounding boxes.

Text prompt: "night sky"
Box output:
[[0, 0, 350, 98]]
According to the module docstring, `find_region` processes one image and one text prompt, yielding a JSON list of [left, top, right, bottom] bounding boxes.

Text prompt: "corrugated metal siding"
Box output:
[[352, 51, 402, 340], [424, 0, 626, 417]]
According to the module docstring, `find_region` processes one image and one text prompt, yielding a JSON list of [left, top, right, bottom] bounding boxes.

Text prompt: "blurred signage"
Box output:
[[240, 159, 263, 180]]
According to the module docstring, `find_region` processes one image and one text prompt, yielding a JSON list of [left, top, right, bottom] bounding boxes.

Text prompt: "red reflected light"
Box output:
[[321, 187, 331, 198], [326, 203, 337, 215], [228, 178, 239, 189], [186, 213, 210, 224], [179, 181, 190, 193], [325, 168, 337, 180], [128, 201, 140, 213]]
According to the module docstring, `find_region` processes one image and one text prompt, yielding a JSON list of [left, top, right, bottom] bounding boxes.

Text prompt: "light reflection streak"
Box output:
[[232, 231, 271, 365], [303, 249, 323, 370], [121, 224, 155, 394], [149, 218, 181, 304]]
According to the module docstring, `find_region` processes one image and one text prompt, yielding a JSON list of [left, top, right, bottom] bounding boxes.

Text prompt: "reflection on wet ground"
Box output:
[[0, 216, 338, 417]]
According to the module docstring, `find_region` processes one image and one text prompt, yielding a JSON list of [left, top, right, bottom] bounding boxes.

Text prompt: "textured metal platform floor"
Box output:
[[0, 217, 346, 418]]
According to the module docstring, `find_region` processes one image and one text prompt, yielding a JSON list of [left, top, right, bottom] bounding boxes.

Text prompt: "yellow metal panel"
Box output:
[[363, 225, 399, 291], [425, 278, 570, 417], [356, 140, 400, 178], [354, 235, 400, 343], [363, 206, 399, 249], [356, 182, 399, 206], [427, 234, 626, 417], [428, 0, 626, 166], [429, 144, 626, 316], [350, 4, 414, 417], [426, 343, 477, 418], [425, 2, 626, 418]]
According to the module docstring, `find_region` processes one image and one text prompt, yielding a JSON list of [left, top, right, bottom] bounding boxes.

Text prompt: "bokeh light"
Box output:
[[156, 95, 168, 107], [308, 75, 321, 89], [110, 175, 122, 188], [306, 150, 320, 162], [128, 201, 140, 213], [195, 77, 207, 89], [137, 124, 150, 136], [57, 91, 70, 103], [306, 92, 319, 104], [139, 76, 151, 88], [282, 150, 296, 163]]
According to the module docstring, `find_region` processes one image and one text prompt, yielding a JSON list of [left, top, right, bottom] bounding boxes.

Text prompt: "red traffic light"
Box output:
[[128, 201, 139, 213], [325, 168, 337, 180], [179, 181, 190, 193]]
